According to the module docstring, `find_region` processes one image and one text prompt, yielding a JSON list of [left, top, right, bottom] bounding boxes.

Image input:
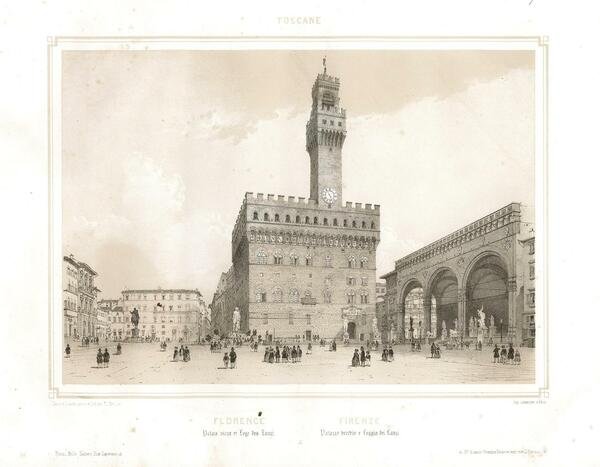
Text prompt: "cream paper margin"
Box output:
[[48, 37, 548, 399]]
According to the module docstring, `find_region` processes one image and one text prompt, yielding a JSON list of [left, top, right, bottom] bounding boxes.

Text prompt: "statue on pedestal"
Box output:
[[441, 320, 447, 340], [130, 307, 140, 338], [453, 317, 458, 331], [469, 316, 476, 338]]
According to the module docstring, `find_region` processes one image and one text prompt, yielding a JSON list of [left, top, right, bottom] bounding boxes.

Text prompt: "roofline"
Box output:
[[121, 288, 203, 296], [380, 270, 396, 280]]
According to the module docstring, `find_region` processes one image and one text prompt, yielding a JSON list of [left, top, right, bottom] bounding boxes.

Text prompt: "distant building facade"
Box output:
[[121, 288, 206, 343], [62, 254, 100, 340], [211, 68, 380, 343], [519, 234, 536, 347]]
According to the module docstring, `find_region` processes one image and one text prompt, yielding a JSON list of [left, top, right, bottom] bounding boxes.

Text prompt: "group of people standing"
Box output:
[[223, 348, 237, 369], [492, 343, 521, 364], [381, 346, 394, 362], [96, 348, 110, 368], [264, 345, 303, 364], [351, 347, 371, 367], [172, 345, 191, 362]]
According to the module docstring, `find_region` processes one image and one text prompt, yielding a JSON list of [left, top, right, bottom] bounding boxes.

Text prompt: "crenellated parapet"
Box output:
[[395, 203, 521, 271], [243, 192, 380, 214]]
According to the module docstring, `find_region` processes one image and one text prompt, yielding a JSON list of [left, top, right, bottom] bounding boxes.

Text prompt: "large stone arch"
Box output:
[[425, 267, 459, 338], [398, 278, 427, 339], [462, 251, 510, 341]]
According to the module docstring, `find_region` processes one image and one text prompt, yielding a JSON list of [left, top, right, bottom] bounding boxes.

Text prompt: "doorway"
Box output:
[[347, 322, 356, 340]]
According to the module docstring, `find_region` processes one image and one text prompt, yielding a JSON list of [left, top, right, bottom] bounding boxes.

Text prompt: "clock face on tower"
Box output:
[[321, 187, 338, 205]]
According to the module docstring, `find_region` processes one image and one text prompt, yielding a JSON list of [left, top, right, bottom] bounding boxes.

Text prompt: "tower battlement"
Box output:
[[244, 192, 380, 213]]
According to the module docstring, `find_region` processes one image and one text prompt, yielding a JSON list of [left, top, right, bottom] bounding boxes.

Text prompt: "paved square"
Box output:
[[63, 341, 534, 385]]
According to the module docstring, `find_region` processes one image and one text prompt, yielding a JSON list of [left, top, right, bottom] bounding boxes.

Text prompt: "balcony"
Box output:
[[300, 297, 317, 305]]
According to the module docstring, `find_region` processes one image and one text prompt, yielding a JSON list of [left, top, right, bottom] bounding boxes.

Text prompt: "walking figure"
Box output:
[[223, 352, 229, 369], [103, 348, 110, 368], [365, 350, 371, 366], [65, 344, 71, 358], [229, 347, 237, 369], [96, 348, 103, 368], [514, 348, 521, 365], [500, 345, 507, 363], [173, 346, 179, 362], [493, 344, 500, 363], [507, 343, 515, 364], [351, 349, 360, 367]]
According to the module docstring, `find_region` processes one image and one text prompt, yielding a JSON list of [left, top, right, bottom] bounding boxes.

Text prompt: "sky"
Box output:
[[62, 50, 535, 299]]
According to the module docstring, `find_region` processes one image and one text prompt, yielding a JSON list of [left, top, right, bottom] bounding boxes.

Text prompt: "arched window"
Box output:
[[296, 215, 301, 224], [305, 216, 310, 224], [290, 289, 299, 303], [285, 214, 291, 223], [253, 212, 259, 220], [256, 250, 267, 264], [274, 213, 280, 222], [290, 252, 298, 266], [324, 255, 332, 267], [360, 257, 367, 269], [346, 290, 356, 305], [371, 221, 375, 229], [361, 221, 366, 228], [313, 216, 319, 225], [255, 289, 267, 303], [305, 255, 313, 266], [272, 288, 283, 303], [347, 256, 356, 268], [343, 219, 348, 227], [323, 218, 329, 226], [333, 218, 338, 226], [264, 213, 270, 221], [352, 220, 357, 228], [273, 251, 283, 265], [360, 291, 369, 304]]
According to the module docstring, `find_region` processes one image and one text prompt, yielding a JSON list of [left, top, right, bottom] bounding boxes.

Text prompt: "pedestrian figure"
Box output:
[[223, 352, 229, 369], [229, 347, 237, 369], [351, 349, 360, 367], [360, 347, 366, 367], [291, 346, 297, 363], [514, 348, 521, 365], [388, 346, 395, 362], [116, 343, 122, 355], [275, 346, 280, 363], [65, 344, 71, 358], [263, 348, 269, 363], [307, 342, 312, 355], [500, 345, 507, 363], [365, 350, 371, 366], [96, 348, 103, 368], [179, 346, 183, 358], [268, 348, 274, 364], [431, 342, 436, 358], [507, 343, 515, 364], [493, 345, 500, 363], [382, 347, 388, 362], [298, 346, 303, 362], [173, 346, 179, 362], [103, 348, 110, 368]]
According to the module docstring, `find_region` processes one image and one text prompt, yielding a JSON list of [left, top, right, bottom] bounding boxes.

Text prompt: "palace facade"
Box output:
[[211, 67, 380, 343], [120, 288, 209, 342]]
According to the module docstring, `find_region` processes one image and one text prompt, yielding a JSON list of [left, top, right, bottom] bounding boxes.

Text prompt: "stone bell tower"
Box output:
[[305, 58, 347, 208]]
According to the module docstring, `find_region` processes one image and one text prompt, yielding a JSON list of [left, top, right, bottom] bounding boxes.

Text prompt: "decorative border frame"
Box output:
[[48, 36, 548, 399]]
